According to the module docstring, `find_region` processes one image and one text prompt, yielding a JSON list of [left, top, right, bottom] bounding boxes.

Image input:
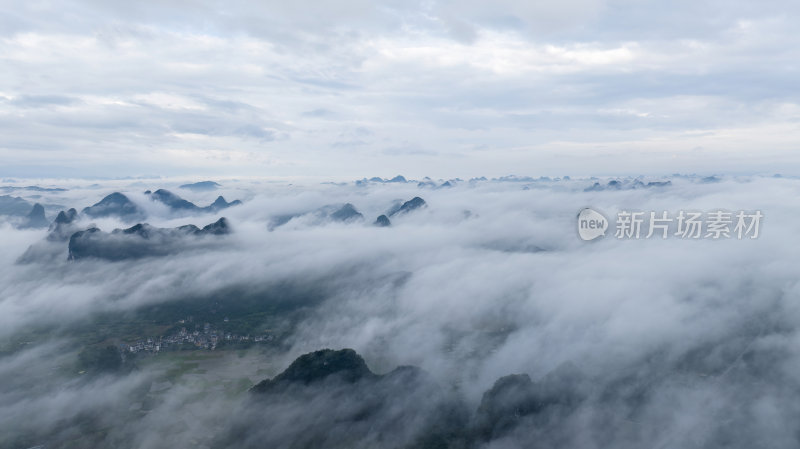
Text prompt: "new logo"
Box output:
[[577, 208, 608, 241]]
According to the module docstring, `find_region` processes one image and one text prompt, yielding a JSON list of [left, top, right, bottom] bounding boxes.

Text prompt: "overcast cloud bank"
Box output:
[[2, 0, 800, 177]]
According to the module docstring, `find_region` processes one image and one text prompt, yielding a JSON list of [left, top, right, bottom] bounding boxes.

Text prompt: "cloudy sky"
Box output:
[[1, 0, 799, 179]]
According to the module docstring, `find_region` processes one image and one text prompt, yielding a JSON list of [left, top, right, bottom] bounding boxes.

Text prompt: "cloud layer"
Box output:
[[2, 1, 800, 177], [1, 176, 800, 447]]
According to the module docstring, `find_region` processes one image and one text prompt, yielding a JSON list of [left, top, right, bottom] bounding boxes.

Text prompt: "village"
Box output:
[[121, 318, 276, 353]]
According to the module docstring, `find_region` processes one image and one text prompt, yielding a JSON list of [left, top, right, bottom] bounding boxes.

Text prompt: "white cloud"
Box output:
[[0, 1, 798, 177]]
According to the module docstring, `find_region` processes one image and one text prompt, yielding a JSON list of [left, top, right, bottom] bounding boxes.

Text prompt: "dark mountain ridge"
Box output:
[[147, 189, 242, 214], [227, 348, 588, 449], [68, 217, 231, 261], [82, 192, 144, 220]]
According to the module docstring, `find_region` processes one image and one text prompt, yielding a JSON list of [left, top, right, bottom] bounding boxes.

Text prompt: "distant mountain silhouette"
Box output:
[[267, 214, 296, 230], [0, 185, 66, 192], [584, 179, 672, 192], [149, 189, 198, 210], [53, 208, 78, 225], [387, 175, 407, 183], [179, 181, 221, 191], [147, 189, 242, 214], [473, 364, 586, 442], [196, 216, 231, 235], [0, 195, 34, 216], [82, 193, 144, 220], [355, 175, 411, 186], [209, 195, 242, 211], [252, 349, 374, 393], [229, 349, 468, 449], [229, 348, 587, 449], [330, 203, 363, 222], [19, 203, 48, 229], [17, 208, 82, 263], [47, 208, 79, 241], [388, 196, 426, 217], [374, 214, 391, 227], [418, 179, 437, 188], [269, 203, 364, 229], [68, 217, 231, 261]]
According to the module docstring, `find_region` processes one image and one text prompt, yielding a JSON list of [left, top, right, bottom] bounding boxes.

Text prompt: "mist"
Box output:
[[0, 175, 798, 448]]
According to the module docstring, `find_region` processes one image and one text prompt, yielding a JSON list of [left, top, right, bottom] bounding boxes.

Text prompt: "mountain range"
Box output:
[[68, 218, 231, 261], [216, 348, 587, 449]]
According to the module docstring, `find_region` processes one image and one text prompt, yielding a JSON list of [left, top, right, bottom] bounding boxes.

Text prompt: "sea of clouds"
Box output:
[[1, 175, 800, 448]]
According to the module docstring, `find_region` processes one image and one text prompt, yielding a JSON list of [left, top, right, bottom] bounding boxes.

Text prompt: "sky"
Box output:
[[1, 0, 799, 179]]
